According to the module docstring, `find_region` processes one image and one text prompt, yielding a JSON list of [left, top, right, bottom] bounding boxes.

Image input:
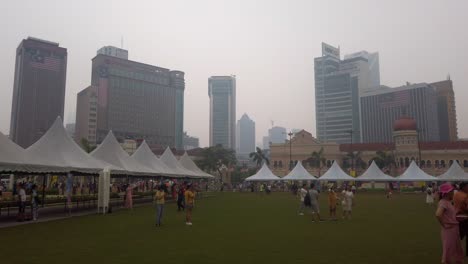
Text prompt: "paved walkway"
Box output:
[[0, 198, 151, 229], [0, 193, 214, 229]]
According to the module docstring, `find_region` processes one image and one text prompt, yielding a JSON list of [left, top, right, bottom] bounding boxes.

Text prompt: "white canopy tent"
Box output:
[[396, 161, 436, 182], [159, 147, 198, 178], [131, 141, 174, 177], [90, 131, 155, 176], [0, 131, 34, 173], [318, 161, 355, 181], [355, 161, 395, 182], [436, 161, 468, 182], [281, 161, 316, 181], [179, 152, 214, 179], [245, 163, 280, 182], [26, 117, 120, 174]]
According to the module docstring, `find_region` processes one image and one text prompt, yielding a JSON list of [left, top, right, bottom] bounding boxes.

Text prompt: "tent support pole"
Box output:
[[41, 173, 48, 208]]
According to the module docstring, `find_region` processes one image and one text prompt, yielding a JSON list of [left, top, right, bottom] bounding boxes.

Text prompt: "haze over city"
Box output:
[[0, 0, 467, 147]]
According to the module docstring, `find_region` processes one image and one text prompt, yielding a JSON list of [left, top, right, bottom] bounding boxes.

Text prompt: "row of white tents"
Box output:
[[0, 117, 213, 179], [245, 159, 468, 182]]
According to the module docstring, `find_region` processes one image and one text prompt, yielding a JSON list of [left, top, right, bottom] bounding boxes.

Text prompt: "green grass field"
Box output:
[[0, 192, 446, 264]]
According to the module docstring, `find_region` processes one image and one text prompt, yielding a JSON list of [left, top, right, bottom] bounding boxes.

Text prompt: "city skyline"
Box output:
[[0, 0, 467, 147]]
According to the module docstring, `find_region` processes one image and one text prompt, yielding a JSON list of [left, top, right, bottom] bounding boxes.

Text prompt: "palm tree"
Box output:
[[308, 147, 326, 177], [371, 151, 396, 174], [196, 145, 238, 175], [80, 138, 96, 153], [249, 147, 270, 167], [343, 151, 366, 170]]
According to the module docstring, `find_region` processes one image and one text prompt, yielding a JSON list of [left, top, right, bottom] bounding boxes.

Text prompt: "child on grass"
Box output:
[[435, 183, 463, 264]]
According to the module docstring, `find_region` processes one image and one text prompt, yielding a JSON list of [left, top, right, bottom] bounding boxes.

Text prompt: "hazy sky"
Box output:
[[1, 0, 467, 147]]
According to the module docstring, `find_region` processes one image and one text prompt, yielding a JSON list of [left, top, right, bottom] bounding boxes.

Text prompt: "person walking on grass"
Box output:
[[31, 184, 39, 221], [309, 183, 323, 222], [328, 186, 338, 221], [154, 185, 165, 227], [342, 186, 354, 220], [125, 184, 134, 209], [185, 184, 195, 226], [177, 184, 186, 212], [298, 184, 309, 216], [426, 183, 435, 205], [436, 183, 463, 264], [17, 183, 26, 221]]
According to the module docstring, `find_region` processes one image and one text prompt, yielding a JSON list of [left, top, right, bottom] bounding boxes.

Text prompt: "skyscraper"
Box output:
[[10, 37, 67, 148], [268, 126, 287, 144], [75, 46, 184, 149], [75, 85, 98, 145], [314, 42, 379, 144], [236, 114, 255, 155], [430, 79, 458, 141], [344, 51, 380, 89], [183, 132, 200, 150], [208, 76, 236, 149], [360, 83, 440, 143]]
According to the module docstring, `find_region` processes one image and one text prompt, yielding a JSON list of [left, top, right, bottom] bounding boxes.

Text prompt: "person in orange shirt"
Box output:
[[185, 184, 196, 226], [453, 183, 468, 214], [453, 182, 468, 257], [328, 187, 338, 221]]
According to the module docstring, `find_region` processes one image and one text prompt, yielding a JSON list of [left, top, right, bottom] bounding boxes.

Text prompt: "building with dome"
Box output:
[[270, 118, 468, 177]]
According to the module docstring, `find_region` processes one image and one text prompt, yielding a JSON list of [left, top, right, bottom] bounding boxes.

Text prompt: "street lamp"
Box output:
[[345, 130, 354, 170], [284, 131, 294, 171], [416, 128, 423, 167]]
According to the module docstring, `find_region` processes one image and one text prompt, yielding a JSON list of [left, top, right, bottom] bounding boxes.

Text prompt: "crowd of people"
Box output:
[[153, 181, 197, 227], [297, 183, 355, 222]]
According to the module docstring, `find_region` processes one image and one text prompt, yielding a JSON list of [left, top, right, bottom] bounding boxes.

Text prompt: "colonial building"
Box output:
[[270, 118, 468, 177]]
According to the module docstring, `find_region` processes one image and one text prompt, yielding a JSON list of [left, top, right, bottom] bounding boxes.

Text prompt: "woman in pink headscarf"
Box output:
[[125, 184, 134, 209], [436, 183, 463, 264]]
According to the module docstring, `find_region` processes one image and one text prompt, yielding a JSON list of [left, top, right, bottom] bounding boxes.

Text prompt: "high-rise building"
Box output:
[[208, 76, 236, 149], [97, 46, 128, 60], [269, 126, 287, 144], [75, 47, 184, 149], [75, 85, 98, 145], [314, 43, 380, 144], [360, 83, 440, 143], [430, 79, 458, 141], [183, 132, 200, 150], [65, 123, 76, 139], [9, 37, 67, 148], [236, 114, 255, 155], [344, 51, 380, 89], [262, 136, 270, 150]]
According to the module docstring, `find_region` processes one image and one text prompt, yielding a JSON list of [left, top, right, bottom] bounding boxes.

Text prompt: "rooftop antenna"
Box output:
[[447, 74, 451, 80], [121, 36, 124, 49], [271, 120, 274, 127]]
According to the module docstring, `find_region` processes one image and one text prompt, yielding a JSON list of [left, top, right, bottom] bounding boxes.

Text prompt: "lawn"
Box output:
[[0, 192, 444, 264]]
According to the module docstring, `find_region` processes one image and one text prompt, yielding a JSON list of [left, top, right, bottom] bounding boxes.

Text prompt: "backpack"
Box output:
[[304, 191, 312, 207]]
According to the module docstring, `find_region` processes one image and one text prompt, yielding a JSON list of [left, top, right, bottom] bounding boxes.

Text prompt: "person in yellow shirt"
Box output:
[[154, 185, 165, 227], [328, 187, 338, 221], [185, 184, 196, 226]]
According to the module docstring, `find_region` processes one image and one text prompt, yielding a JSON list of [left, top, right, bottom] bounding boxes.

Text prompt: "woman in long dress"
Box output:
[[426, 184, 435, 205], [125, 184, 134, 209]]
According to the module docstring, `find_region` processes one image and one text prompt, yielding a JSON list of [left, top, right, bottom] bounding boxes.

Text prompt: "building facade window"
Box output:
[[441, 160, 446, 168]]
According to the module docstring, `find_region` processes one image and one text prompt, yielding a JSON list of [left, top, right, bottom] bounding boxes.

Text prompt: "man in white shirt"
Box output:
[[18, 183, 27, 214], [298, 184, 308, 215]]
